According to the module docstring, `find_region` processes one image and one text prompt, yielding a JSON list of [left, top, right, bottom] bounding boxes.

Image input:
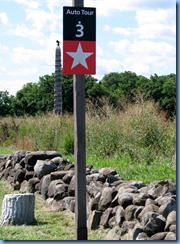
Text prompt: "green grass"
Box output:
[[0, 147, 14, 155], [86, 154, 176, 184], [0, 182, 109, 240], [0, 100, 176, 240]]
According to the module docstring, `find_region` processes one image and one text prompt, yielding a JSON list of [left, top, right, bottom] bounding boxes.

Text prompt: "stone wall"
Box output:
[[0, 151, 176, 240]]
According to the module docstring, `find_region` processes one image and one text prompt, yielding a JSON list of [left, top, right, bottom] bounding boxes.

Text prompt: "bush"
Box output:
[[0, 100, 176, 167], [86, 99, 176, 164]]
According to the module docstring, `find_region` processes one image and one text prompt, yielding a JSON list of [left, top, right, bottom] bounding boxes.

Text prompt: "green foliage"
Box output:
[[86, 100, 175, 165], [13, 75, 54, 116], [0, 100, 175, 184], [0, 118, 19, 146], [0, 71, 176, 117], [101, 71, 138, 102], [0, 91, 14, 116], [147, 73, 176, 117], [63, 132, 74, 155]]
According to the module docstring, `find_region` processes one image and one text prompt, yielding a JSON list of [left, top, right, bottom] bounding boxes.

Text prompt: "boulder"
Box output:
[[34, 159, 58, 179]]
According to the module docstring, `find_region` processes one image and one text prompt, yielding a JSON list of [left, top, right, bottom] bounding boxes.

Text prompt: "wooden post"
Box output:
[[72, 0, 87, 240]]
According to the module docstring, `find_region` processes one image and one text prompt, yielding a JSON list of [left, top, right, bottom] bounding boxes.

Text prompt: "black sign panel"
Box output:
[[63, 7, 96, 41]]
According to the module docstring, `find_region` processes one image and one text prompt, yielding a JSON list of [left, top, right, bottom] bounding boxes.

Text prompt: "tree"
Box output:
[[100, 71, 139, 104], [13, 83, 40, 116], [147, 73, 176, 117], [0, 91, 14, 116]]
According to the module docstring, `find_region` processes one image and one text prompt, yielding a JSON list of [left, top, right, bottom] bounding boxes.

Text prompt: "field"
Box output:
[[0, 100, 176, 240], [0, 100, 176, 183], [0, 181, 109, 240]]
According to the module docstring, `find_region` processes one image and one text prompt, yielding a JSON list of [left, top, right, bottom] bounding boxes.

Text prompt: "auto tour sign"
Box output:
[[63, 7, 96, 74]]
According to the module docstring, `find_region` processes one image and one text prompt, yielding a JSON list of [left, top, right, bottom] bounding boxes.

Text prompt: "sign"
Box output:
[[63, 7, 96, 74]]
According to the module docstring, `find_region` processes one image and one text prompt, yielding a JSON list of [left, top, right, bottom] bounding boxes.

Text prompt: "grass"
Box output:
[[0, 147, 14, 155], [86, 154, 176, 184], [0, 100, 176, 240], [0, 181, 109, 240], [0, 100, 176, 183]]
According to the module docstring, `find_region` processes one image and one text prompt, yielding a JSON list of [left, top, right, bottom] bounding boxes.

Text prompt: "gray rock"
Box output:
[[117, 193, 134, 209], [87, 210, 102, 230], [51, 200, 65, 212], [106, 226, 121, 240], [88, 191, 101, 211], [11, 150, 27, 164], [114, 205, 125, 225], [62, 196, 75, 211], [133, 192, 149, 206], [142, 212, 166, 236], [165, 232, 176, 240], [25, 151, 61, 166], [98, 187, 114, 211], [62, 170, 74, 184], [124, 205, 138, 221], [165, 210, 176, 231], [40, 174, 51, 199], [169, 224, 176, 233], [108, 216, 116, 228], [68, 175, 75, 196], [132, 224, 144, 240], [46, 197, 54, 208], [136, 232, 149, 240], [150, 232, 168, 240], [54, 184, 69, 200], [87, 181, 103, 198], [99, 167, 117, 175], [145, 198, 156, 206], [20, 180, 31, 193], [158, 199, 176, 219], [138, 204, 159, 221], [34, 159, 58, 179], [100, 207, 113, 228], [47, 179, 63, 198], [120, 220, 137, 237], [50, 171, 69, 181]]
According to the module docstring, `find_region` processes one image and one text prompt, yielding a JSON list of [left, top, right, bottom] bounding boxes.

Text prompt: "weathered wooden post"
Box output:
[[63, 0, 96, 239], [54, 40, 62, 115], [72, 0, 87, 240], [0, 193, 35, 225]]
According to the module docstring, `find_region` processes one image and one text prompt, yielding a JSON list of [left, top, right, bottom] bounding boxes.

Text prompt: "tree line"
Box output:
[[0, 71, 176, 118]]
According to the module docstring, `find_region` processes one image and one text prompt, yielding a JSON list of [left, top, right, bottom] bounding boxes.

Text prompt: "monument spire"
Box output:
[[54, 40, 62, 115]]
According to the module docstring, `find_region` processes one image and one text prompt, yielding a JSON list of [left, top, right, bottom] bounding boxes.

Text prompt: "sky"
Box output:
[[0, 0, 176, 96]]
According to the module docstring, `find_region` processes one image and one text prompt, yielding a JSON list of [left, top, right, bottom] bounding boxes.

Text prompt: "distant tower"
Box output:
[[54, 40, 62, 115]]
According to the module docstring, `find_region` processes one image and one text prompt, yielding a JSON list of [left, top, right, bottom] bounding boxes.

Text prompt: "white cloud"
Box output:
[[109, 39, 175, 57], [0, 65, 6, 73], [0, 79, 32, 95], [96, 56, 122, 75], [13, 0, 40, 9], [12, 24, 44, 41], [46, 0, 70, 11], [108, 39, 175, 76], [8, 67, 38, 77], [26, 9, 61, 31], [11, 34, 61, 66], [0, 43, 8, 52], [135, 8, 176, 39], [85, 0, 175, 16], [104, 8, 176, 41], [103, 25, 110, 32], [0, 12, 9, 25], [11, 47, 45, 64], [111, 27, 132, 37]]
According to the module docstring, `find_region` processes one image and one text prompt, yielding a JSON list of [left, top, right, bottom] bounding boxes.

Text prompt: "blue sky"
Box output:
[[0, 0, 176, 95]]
